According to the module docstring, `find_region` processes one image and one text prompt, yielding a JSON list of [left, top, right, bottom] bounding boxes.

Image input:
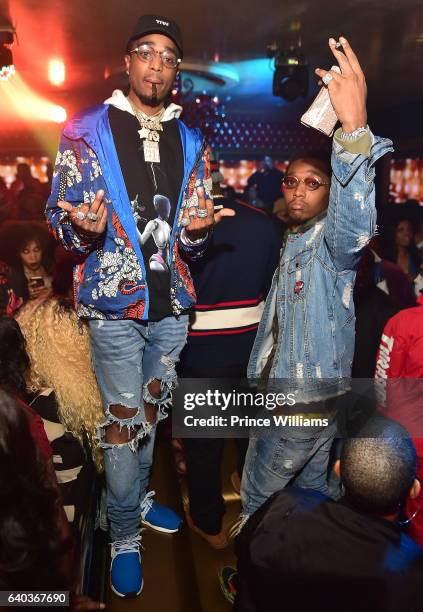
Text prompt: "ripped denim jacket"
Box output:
[[248, 132, 394, 403]]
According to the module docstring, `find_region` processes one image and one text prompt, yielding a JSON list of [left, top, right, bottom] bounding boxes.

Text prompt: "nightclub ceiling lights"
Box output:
[[0, 22, 15, 82]]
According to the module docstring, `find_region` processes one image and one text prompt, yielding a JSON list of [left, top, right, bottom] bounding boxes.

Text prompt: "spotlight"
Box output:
[[268, 44, 309, 102], [48, 59, 66, 86], [50, 105, 67, 123]]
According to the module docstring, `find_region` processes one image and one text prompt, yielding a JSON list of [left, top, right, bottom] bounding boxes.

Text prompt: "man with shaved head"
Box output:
[[232, 417, 423, 612]]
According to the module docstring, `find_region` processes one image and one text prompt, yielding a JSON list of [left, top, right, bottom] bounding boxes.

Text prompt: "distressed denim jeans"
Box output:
[[89, 315, 188, 541], [240, 419, 338, 518]]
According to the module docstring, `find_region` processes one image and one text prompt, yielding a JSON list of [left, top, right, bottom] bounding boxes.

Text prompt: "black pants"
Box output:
[[184, 436, 248, 534], [180, 365, 248, 535]]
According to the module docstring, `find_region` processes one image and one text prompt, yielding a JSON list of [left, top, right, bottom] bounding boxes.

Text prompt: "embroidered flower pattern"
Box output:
[[53, 149, 82, 186], [90, 159, 102, 180], [83, 191, 97, 205], [47, 128, 209, 320], [77, 304, 108, 319], [91, 238, 143, 300]]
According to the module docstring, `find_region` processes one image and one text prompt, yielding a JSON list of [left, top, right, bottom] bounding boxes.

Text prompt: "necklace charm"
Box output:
[[138, 127, 150, 140], [149, 130, 160, 142], [143, 139, 160, 163], [128, 98, 165, 164]]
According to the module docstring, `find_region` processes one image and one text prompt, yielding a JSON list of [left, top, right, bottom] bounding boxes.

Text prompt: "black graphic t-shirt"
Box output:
[[109, 105, 184, 321]]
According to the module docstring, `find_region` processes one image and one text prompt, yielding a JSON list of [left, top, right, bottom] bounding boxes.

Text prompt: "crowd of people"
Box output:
[[0, 12, 422, 612]]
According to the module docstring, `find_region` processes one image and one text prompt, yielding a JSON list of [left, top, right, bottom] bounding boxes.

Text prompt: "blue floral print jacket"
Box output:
[[46, 102, 212, 320]]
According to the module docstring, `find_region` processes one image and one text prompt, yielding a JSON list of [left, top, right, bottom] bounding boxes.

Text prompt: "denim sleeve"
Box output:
[[45, 134, 98, 256], [324, 132, 394, 271], [178, 143, 213, 261]]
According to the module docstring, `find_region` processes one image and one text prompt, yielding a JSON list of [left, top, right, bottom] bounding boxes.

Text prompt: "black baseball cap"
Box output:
[[127, 15, 183, 58]]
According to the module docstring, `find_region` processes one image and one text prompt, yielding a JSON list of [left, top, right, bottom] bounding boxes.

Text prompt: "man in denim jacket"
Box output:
[[241, 37, 393, 520], [46, 15, 233, 598]]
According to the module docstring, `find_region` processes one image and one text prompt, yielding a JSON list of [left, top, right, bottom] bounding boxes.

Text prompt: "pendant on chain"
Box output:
[[143, 140, 160, 163]]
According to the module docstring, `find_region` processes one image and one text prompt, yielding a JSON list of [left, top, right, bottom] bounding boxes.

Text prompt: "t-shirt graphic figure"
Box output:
[[139, 194, 171, 272]]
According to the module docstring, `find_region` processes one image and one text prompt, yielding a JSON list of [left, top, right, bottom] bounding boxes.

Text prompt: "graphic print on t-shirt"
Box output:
[[132, 193, 172, 273], [109, 105, 183, 320]]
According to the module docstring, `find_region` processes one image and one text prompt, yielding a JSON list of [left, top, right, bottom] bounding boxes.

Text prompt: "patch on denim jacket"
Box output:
[[294, 280, 304, 295]]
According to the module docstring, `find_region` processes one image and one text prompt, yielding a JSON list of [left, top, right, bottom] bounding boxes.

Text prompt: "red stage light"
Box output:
[[48, 59, 65, 86]]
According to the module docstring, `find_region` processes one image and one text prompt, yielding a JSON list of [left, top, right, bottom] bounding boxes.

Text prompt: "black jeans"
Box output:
[[180, 365, 248, 535]]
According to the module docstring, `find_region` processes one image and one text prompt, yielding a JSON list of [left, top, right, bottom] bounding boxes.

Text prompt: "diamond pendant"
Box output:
[[138, 127, 150, 140], [143, 140, 160, 163]]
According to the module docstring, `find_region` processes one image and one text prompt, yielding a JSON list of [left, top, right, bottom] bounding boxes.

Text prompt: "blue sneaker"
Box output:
[[110, 535, 143, 598], [140, 490, 182, 534]]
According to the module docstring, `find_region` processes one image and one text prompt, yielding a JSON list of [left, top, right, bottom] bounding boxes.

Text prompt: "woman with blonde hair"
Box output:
[[16, 296, 104, 527]]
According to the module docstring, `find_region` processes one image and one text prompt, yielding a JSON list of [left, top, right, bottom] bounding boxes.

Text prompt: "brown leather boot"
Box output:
[[185, 512, 229, 550]]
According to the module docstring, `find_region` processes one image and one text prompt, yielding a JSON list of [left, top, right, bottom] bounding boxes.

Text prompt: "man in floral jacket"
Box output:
[[46, 15, 233, 598]]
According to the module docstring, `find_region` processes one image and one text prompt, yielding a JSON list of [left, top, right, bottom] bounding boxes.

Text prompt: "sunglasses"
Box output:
[[282, 176, 330, 191]]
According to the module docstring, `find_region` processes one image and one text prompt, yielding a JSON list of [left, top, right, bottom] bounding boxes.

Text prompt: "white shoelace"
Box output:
[[228, 514, 249, 539], [111, 534, 143, 558], [140, 490, 156, 518]]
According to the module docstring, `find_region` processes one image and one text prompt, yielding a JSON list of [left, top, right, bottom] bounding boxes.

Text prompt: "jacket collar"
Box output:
[[104, 89, 182, 121], [62, 103, 108, 143], [282, 210, 327, 249], [62, 89, 183, 143], [287, 210, 327, 236]]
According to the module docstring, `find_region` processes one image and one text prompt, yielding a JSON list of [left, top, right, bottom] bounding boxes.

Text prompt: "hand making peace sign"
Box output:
[[315, 37, 367, 133]]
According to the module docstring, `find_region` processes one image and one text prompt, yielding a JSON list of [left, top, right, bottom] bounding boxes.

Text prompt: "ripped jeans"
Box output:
[[89, 315, 188, 541]]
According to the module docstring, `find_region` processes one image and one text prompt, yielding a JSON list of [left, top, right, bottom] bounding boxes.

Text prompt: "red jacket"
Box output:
[[374, 296, 423, 545], [375, 298, 423, 419]]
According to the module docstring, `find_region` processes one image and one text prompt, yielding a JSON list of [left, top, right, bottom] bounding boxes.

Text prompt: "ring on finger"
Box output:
[[188, 209, 197, 218], [180, 218, 190, 227], [322, 73, 333, 85], [75, 211, 86, 221], [196, 209, 208, 219], [87, 211, 98, 222]]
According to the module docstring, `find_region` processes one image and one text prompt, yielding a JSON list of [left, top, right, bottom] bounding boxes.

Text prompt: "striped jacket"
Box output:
[[181, 199, 282, 369]]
